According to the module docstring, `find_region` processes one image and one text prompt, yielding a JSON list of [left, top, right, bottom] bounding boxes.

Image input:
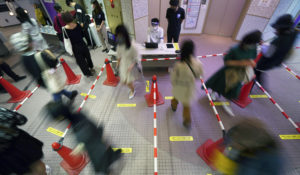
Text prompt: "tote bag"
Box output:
[[34, 52, 65, 93], [62, 27, 73, 56]]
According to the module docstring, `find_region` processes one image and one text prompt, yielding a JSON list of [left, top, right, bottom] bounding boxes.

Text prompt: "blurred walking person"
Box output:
[[115, 25, 141, 99], [0, 107, 51, 175], [15, 7, 48, 51], [205, 30, 262, 116], [91, 0, 110, 53], [61, 11, 95, 77], [255, 14, 298, 86], [10, 32, 78, 102], [170, 40, 203, 128]]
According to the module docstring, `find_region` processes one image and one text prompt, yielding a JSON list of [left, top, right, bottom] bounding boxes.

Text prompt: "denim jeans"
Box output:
[[53, 89, 72, 102]]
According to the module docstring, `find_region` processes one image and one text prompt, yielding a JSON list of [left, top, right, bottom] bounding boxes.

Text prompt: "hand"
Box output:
[[249, 60, 256, 67], [80, 23, 84, 27]]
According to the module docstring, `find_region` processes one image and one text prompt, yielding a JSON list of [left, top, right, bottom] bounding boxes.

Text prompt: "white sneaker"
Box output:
[[210, 91, 218, 101], [222, 104, 235, 117], [129, 90, 136, 99], [45, 164, 51, 175]]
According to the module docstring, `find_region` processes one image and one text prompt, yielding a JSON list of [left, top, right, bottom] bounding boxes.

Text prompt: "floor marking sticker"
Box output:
[[250, 94, 268, 98], [165, 96, 174, 100], [279, 135, 300, 140], [112, 148, 132, 153], [207, 174, 212, 175], [169, 136, 194, 141], [212, 102, 230, 106], [47, 127, 64, 137], [146, 80, 149, 92], [80, 93, 96, 99], [117, 104, 136, 107]]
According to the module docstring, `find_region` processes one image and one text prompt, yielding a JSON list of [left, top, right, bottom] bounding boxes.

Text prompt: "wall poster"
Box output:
[[184, 0, 201, 29]]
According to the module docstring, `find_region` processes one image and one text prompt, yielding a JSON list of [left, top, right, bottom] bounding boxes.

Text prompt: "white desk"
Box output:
[[108, 43, 180, 68]]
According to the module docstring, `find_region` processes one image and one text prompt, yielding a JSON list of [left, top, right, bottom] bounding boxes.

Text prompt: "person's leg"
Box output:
[[73, 46, 92, 76], [183, 105, 191, 128], [101, 26, 110, 50], [82, 45, 94, 69], [52, 91, 62, 102], [167, 32, 172, 43], [98, 28, 107, 50], [83, 29, 92, 46], [174, 30, 180, 43], [171, 98, 178, 111], [61, 89, 78, 100], [0, 62, 26, 81], [128, 82, 135, 99]]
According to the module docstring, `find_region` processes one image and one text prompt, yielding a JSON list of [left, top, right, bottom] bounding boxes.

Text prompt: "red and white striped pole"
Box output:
[[200, 77, 226, 136], [152, 75, 158, 175], [255, 81, 300, 133], [281, 63, 300, 80], [61, 63, 106, 138]]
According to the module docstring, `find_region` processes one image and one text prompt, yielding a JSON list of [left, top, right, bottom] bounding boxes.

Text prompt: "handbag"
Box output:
[[34, 52, 65, 93], [185, 60, 197, 78], [62, 27, 73, 55]]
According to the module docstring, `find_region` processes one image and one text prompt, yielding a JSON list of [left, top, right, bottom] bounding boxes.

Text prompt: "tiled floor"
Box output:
[[0, 25, 300, 174]]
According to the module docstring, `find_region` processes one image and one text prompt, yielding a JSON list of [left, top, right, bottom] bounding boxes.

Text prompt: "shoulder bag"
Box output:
[[62, 27, 73, 56]]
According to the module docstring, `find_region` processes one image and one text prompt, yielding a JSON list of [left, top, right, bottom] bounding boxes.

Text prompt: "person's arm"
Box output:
[[180, 8, 185, 23], [76, 5, 85, 27], [147, 28, 151, 42], [159, 27, 164, 43]]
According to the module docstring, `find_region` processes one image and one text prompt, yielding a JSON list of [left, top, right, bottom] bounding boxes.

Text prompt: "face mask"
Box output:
[[152, 26, 158, 31]]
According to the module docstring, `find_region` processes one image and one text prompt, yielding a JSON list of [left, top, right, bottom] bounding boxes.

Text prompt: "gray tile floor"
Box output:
[[1, 25, 300, 174]]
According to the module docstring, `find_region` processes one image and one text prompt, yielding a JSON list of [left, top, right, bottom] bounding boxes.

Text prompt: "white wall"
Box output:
[[121, 0, 135, 36]]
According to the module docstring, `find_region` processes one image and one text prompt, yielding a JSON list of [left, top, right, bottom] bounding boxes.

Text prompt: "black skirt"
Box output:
[[0, 129, 44, 175]]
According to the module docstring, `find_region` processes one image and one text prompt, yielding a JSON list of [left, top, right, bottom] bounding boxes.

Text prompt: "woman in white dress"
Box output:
[[16, 7, 48, 51], [115, 25, 141, 99]]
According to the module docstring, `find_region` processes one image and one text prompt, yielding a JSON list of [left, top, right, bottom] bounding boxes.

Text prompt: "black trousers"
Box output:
[[83, 29, 94, 47], [72, 43, 94, 76], [167, 30, 180, 43], [0, 62, 19, 80]]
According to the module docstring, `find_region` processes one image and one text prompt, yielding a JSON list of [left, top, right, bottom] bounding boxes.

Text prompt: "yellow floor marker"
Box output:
[[112, 148, 132, 153], [117, 104, 136, 107], [80, 93, 96, 99], [250, 94, 268, 98], [165, 96, 174, 100], [47, 127, 64, 137], [146, 80, 149, 92], [207, 174, 212, 175], [170, 136, 193, 141], [212, 102, 230, 106], [279, 135, 300, 140]]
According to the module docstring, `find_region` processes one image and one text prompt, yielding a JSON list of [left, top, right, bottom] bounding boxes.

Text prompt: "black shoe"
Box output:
[[183, 121, 191, 129], [14, 75, 26, 82], [70, 90, 78, 100], [102, 48, 108, 53], [90, 68, 96, 75]]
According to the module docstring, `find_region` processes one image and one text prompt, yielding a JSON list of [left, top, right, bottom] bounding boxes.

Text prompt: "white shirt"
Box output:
[[147, 26, 164, 43]]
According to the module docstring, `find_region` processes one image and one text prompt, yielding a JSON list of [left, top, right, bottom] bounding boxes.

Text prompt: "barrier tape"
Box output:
[[153, 78, 158, 175], [281, 63, 300, 80], [255, 81, 300, 133], [61, 63, 106, 138], [200, 77, 226, 136], [13, 63, 62, 112]]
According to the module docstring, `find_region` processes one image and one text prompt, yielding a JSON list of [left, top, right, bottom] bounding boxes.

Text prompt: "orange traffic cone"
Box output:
[[60, 58, 81, 85], [0, 76, 30, 103], [196, 138, 225, 168], [231, 52, 263, 108], [103, 58, 120, 87], [52, 142, 89, 175], [144, 75, 164, 107]]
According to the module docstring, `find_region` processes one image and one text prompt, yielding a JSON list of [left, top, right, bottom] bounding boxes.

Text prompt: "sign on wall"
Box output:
[[43, 0, 53, 3], [132, 0, 148, 19], [184, 0, 201, 29]]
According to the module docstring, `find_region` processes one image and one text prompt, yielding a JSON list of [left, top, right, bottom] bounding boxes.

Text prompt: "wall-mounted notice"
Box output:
[[258, 0, 272, 7], [184, 0, 201, 29], [43, 0, 53, 3], [132, 0, 148, 19]]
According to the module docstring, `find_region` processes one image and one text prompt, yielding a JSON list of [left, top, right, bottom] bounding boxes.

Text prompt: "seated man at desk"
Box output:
[[147, 18, 164, 44]]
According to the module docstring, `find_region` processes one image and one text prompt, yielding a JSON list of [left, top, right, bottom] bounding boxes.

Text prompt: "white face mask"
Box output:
[[152, 26, 158, 31]]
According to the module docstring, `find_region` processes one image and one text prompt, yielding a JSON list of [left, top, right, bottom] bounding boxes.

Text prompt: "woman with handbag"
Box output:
[[170, 40, 203, 128], [115, 25, 141, 99], [205, 30, 261, 116], [0, 107, 51, 175], [61, 11, 95, 77], [10, 32, 78, 102]]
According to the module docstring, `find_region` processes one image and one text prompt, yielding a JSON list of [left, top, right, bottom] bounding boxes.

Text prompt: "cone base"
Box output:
[[103, 77, 120, 87], [60, 152, 89, 175], [66, 75, 82, 85], [196, 139, 215, 168], [232, 97, 252, 108], [7, 90, 31, 103], [144, 92, 165, 107]]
